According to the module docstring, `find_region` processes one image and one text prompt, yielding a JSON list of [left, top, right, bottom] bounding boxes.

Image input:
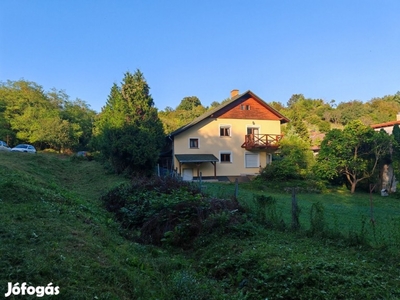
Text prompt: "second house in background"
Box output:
[[167, 90, 289, 180]]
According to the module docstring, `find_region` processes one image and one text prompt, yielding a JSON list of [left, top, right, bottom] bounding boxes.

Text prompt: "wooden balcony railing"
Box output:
[[241, 134, 283, 150]]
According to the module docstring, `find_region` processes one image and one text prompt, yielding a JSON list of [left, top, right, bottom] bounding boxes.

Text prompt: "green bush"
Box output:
[[260, 134, 315, 181], [101, 176, 243, 248], [260, 158, 300, 180]]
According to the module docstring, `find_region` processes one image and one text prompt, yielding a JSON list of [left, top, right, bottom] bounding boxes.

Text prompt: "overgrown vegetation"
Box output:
[[260, 133, 315, 181], [102, 176, 242, 248]]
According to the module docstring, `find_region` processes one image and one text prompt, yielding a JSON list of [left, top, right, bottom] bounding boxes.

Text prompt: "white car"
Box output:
[[11, 144, 37, 153]]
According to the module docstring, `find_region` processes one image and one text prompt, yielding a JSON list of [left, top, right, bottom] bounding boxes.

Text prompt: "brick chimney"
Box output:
[[230, 89, 239, 98]]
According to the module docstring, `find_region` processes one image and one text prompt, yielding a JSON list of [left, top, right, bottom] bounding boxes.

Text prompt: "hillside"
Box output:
[[0, 152, 173, 299], [1, 152, 400, 299]]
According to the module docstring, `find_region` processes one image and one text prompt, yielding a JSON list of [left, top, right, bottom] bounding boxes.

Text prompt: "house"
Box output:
[[370, 113, 400, 134], [370, 114, 400, 192], [166, 90, 289, 180], [310, 132, 326, 155]]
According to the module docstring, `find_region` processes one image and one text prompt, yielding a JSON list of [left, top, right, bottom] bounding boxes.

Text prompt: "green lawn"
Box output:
[[204, 181, 400, 250], [1, 151, 400, 299]]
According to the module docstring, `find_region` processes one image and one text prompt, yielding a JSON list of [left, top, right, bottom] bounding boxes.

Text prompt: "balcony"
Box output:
[[241, 134, 283, 151]]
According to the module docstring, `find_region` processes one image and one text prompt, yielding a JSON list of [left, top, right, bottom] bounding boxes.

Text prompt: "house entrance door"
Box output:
[[182, 168, 193, 181]]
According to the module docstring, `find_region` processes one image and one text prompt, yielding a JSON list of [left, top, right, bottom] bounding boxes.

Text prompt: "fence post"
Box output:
[[369, 184, 376, 224], [291, 187, 300, 230], [234, 178, 239, 200], [199, 172, 202, 192]]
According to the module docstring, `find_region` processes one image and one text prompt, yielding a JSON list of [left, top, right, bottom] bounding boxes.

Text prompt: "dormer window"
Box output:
[[220, 125, 231, 137], [241, 104, 250, 110]]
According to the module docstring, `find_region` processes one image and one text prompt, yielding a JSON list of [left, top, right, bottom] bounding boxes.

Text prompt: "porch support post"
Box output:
[[211, 162, 216, 178], [179, 162, 182, 176], [196, 163, 201, 177]]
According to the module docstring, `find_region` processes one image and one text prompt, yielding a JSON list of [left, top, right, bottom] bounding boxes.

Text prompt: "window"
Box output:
[[241, 104, 250, 110], [189, 138, 199, 149], [220, 152, 232, 163], [220, 125, 231, 137], [245, 153, 259, 168]]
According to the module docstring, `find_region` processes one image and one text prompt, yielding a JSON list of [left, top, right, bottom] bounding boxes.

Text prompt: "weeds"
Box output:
[[309, 201, 325, 236], [254, 194, 284, 229], [102, 176, 243, 248]]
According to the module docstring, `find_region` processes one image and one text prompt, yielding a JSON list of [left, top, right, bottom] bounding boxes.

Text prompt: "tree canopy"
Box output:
[[176, 96, 202, 111], [0, 80, 95, 152], [158, 96, 207, 134], [315, 120, 392, 193]]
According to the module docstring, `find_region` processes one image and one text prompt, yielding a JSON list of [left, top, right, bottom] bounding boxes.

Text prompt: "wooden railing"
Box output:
[[241, 134, 283, 150]]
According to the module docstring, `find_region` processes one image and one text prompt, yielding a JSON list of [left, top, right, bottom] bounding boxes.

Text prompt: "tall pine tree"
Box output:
[[94, 70, 165, 175]]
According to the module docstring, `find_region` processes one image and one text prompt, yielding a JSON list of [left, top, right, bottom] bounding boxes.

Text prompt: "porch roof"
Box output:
[[175, 154, 219, 163]]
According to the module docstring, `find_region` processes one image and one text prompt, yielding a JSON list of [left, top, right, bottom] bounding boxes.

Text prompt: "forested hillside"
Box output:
[[1, 78, 399, 152], [159, 92, 400, 145]]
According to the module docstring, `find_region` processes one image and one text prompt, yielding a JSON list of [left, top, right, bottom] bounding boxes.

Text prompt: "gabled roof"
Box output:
[[170, 90, 289, 137]]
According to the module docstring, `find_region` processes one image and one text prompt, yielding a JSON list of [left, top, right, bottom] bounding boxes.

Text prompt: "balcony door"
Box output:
[[247, 127, 259, 135], [247, 127, 259, 145]]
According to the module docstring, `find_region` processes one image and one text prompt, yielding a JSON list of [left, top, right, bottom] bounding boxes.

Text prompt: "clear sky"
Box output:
[[1, 0, 399, 113]]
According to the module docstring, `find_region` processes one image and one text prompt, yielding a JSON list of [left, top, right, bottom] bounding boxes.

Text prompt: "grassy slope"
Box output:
[[1, 152, 400, 299], [0, 152, 175, 299]]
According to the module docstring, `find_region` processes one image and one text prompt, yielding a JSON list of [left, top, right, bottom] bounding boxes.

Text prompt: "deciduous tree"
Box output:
[[176, 96, 202, 111], [61, 99, 95, 150], [315, 121, 392, 193], [0, 80, 95, 152]]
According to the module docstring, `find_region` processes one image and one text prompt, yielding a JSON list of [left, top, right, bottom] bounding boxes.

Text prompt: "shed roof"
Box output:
[[175, 154, 219, 163]]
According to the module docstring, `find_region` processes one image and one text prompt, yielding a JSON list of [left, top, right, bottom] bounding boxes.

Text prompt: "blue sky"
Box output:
[[1, 1, 399, 113]]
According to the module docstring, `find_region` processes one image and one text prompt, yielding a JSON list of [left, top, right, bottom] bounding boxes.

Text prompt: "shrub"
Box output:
[[260, 134, 315, 181], [101, 176, 243, 248], [253, 195, 286, 230], [260, 158, 299, 181]]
